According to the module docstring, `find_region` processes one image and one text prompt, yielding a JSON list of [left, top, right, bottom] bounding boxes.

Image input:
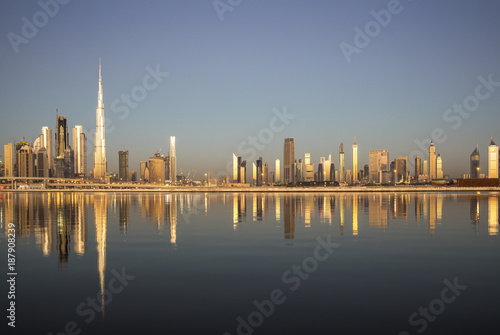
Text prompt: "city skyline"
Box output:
[[1, 1, 500, 177]]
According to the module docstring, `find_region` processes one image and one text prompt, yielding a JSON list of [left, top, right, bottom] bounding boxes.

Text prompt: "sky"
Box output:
[[1, 0, 500, 178]]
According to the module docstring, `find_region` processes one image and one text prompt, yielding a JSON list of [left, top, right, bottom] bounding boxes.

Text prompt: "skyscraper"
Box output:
[[423, 160, 429, 178], [275, 159, 280, 184], [170, 136, 176, 182], [72, 125, 86, 177], [339, 142, 345, 183], [16, 142, 34, 178], [41, 126, 53, 175], [119, 150, 129, 181], [56, 114, 68, 158], [253, 162, 257, 185], [304, 153, 314, 182], [37, 147, 49, 177], [263, 162, 269, 185], [436, 153, 443, 179], [352, 138, 358, 183], [233, 153, 239, 182], [470, 143, 480, 179], [488, 135, 499, 178], [429, 141, 436, 180], [283, 138, 295, 184], [93, 59, 107, 180], [3, 143, 14, 177], [140, 161, 148, 182], [256, 157, 263, 186], [240, 161, 246, 184], [415, 156, 422, 178], [394, 156, 408, 183], [149, 153, 165, 184], [369, 150, 389, 183]]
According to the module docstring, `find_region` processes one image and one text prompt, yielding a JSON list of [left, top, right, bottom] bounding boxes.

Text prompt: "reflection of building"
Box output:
[[284, 195, 295, 239], [94, 194, 107, 313], [470, 197, 480, 226], [353, 195, 358, 236], [119, 195, 129, 233], [369, 194, 388, 227], [167, 194, 177, 244], [74, 194, 87, 255], [488, 196, 499, 236]]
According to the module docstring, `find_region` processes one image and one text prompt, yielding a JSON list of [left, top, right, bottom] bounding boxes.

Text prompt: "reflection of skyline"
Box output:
[[488, 196, 499, 236], [94, 194, 107, 315]]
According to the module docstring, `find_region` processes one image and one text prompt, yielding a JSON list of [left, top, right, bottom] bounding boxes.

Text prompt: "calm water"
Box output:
[[1, 192, 499, 335]]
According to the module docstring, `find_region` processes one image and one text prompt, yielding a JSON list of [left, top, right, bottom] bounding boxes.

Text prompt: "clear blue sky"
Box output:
[[1, 0, 500, 178]]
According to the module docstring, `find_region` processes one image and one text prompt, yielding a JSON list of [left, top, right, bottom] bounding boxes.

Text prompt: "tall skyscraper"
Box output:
[[283, 138, 295, 184], [3, 143, 14, 177], [415, 156, 422, 177], [149, 153, 165, 184], [37, 147, 49, 177], [436, 153, 443, 179], [56, 114, 68, 158], [16, 142, 34, 177], [339, 142, 345, 183], [41, 126, 53, 174], [352, 138, 358, 183], [119, 150, 129, 181], [394, 156, 408, 183], [170, 136, 176, 182], [240, 161, 246, 184], [429, 141, 437, 180], [253, 162, 257, 185], [369, 150, 389, 183], [304, 153, 314, 182], [233, 153, 239, 182], [275, 159, 280, 184], [256, 157, 263, 186], [470, 143, 480, 179], [140, 161, 148, 182], [263, 162, 269, 184], [423, 160, 429, 178], [488, 135, 499, 178], [72, 125, 87, 177], [93, 59, 107, 180]]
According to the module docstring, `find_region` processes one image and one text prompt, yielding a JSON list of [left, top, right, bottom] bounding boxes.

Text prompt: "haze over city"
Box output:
[[1, 0, 500, 177]]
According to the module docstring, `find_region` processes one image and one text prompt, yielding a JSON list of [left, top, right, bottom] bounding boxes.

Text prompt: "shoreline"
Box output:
[[1, 186, 500, 193]]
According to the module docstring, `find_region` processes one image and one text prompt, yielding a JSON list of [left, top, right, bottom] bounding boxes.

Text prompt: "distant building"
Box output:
[[263, 162, 269, 185], [72, 126, 87, 177], [149, 153, 165, 184], [119, 150, 129, 182], [128, 170, 137, 182], [394, 156, 408, 183], [16, 142, 34, 178], [436, 153, 444, 179], [283, 138, 295, 184], [352, 138, 358, 183], [256, 157, 263, 186], [252, 162, 257, 185], [488, 135, 499, 178], [140, 161, 148, 182], [295, 159, 302, 182], [170, 136, 176, 183], [64, 148, 74, 178], [240, 161, 247, 184], [429, 141, 437, 180], [4, 143, 14, 177], [41, 126, 53, 175], [339, 142, 345, 183], [470, 143, 480, 179], [369, 150, 389, 183], [275, 159, 281, 184], [304, 153, 314, 182], [415, 156, 422, 178], [54, 157, 65, 178], [56, 114, 68, 159], [270, 171, 275, 184], [233, 153, 242, 183], [37, 147, 49, 177]]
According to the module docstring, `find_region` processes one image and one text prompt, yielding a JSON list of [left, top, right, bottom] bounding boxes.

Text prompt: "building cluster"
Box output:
[[138, 136, 179, 184], [230, 136, 500, 186]]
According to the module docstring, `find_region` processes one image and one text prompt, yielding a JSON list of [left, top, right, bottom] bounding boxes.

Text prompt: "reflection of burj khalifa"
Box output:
[[93, 59, 107, 180], [94, 195, 107, 315]]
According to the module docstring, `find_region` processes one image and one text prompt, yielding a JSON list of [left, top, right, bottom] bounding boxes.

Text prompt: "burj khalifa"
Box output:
[[93, 59, 107, 180]]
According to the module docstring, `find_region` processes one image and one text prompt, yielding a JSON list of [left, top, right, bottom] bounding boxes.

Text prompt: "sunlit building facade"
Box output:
[[488, 136, 498, 179], [283, 138, 295, 184]]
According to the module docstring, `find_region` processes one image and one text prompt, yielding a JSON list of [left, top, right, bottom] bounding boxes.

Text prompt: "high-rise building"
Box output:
[[119, 150, 129, 181], [140, 161, 148, 182], [352, 138, 358, 183], [240, 161, 246, 184], [37, 147, 49, 177], [275, 159, 281, 184], [64, 147, 74, 178], [4, 143, 14, 177], [423, 160, 429, 177], [415, 156, 422, 178], [339, 142, 345, 183], [72, 125, 86, 177], [304, 153, 314, 182], [56, 114, 68, 158], [164, 155, 170, 181], [253, 162, 257, 185], [369, 150, 389, 183], [295, 159, 303, 182], [394, 156, 408, 183], [488, 135, 499, 178], [41, 126, 53, 174], [170, 136, 176, 183], [436, 153, 443, 179], [149, 153, 165, 184], [470, 143, 480, 179], [256, 157, 263, 186], [263, 162, 269, 185], [429, 141, 437, 180], [320, 155, 332, 182], [93, 59, 107, 180], [233, 153, 239, 182], [283, 138, 295, 184], [16, 142, 34, 178]]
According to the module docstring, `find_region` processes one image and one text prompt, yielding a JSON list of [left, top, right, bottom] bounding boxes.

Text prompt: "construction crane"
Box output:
[[187, 169, 196, 181]]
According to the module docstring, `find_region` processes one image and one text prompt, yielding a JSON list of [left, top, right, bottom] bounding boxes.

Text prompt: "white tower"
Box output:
[[93, 59, 106, 180], [352, 138, 358, 183]]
